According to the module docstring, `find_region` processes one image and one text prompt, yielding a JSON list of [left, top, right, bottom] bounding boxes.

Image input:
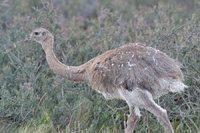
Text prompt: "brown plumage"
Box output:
[[88, 43, 183, 95], [29, 28, 187, 133]]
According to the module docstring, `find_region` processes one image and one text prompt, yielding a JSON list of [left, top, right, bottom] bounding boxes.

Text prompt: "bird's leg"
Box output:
[[145, 103, 174, 133], [140, 90, 174, 133], [125, 106, 138, 133]]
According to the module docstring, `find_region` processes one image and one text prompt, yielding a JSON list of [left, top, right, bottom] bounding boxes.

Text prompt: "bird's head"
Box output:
[[29, 28, 53, 49]]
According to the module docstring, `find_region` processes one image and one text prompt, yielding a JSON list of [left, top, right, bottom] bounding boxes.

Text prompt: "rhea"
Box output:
[[29, 28, 187, 133]]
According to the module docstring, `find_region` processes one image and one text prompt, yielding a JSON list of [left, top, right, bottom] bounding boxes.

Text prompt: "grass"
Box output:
[[0, 0, 200, 132]]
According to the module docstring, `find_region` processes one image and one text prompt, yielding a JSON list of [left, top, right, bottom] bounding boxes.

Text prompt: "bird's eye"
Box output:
[[34, 32, 39, 35]]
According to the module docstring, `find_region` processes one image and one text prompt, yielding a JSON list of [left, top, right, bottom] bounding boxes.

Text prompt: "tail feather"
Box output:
[[169, 81, 188, 93], [160, 79, 188, 93]]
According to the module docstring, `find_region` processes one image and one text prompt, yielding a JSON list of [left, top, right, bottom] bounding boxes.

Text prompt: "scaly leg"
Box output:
[[125, 106, 138, 133], [140, 90, 175, 133]]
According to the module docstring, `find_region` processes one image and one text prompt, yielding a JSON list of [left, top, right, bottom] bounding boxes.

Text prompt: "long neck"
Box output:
[[43, 38, 87, 82]]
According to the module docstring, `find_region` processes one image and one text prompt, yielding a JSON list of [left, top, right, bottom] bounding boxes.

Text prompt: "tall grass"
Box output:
[[0, 0, 200, 132]]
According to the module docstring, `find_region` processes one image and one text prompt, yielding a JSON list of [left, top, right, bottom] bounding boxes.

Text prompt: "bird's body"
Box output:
[[29, 28, 187, 133], [87, 43, 184, 99]]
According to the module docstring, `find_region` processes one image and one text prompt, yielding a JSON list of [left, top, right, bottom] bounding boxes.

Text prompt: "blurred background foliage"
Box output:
[[0, 0, 200, 133]]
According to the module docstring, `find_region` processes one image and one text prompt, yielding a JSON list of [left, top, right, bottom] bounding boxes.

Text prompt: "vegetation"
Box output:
[[0, 0, 200, 132]]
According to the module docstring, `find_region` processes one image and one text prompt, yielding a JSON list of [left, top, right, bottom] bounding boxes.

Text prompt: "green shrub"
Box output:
[[0, 0, 200, 132]]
